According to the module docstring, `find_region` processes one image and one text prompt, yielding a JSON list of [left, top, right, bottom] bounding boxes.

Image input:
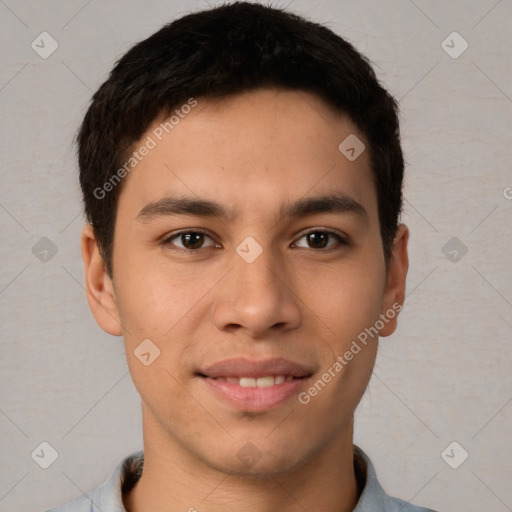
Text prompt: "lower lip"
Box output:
[[201, 377, 308, 412]]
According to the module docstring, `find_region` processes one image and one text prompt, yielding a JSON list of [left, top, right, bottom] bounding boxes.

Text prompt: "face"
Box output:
[[83, 88, 408, 477]]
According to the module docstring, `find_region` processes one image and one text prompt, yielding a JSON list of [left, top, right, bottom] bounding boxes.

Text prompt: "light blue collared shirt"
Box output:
[[46, 446, 437, 512]]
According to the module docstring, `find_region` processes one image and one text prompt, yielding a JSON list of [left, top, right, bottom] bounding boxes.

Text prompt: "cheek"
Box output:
[[297, 267, 381, 423], [113, 261, 203, 417], [114, 257, 206, 339], [298, 257, 386, 342], [113, 256, 219, 393]]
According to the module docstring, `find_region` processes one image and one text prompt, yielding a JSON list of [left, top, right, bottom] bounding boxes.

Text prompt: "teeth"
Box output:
[[222, 375, 290, 388], [274, 375, 285, 385], [256, 376, 275, 388], [239, 377, 257, 388]]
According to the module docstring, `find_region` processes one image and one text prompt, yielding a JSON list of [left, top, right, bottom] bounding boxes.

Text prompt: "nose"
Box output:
[[212, 246, 301, 339]]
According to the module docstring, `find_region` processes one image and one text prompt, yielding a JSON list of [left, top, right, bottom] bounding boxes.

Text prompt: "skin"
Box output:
[[82, 88, 409, 512]]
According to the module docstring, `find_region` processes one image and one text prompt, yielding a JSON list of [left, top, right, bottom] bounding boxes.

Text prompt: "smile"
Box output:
[[213, 375, 295, 387], [197, 357, 313, 412]]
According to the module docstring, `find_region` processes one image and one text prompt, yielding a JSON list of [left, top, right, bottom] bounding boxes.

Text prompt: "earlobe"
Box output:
[[81, 225, 123, 336], [379, 223, 409, 337]]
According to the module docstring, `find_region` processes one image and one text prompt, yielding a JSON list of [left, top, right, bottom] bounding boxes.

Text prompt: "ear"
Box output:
[[81, 224, 123, 336], [379, 223, 409, 337]]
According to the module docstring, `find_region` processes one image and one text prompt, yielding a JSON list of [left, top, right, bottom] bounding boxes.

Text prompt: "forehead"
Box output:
[[116, 88, 377, 221]]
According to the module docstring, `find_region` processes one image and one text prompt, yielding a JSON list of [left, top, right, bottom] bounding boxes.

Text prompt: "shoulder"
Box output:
[[353, 445, 439, 512], [382, 494, 438, 512], [44, 494, 92, 512], [44, 451, 143, 512]]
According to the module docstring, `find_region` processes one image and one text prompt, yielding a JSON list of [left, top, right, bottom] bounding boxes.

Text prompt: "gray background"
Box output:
[[1, 1, 511, 511]]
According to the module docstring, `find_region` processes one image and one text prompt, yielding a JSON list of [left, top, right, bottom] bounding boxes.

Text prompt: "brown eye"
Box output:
[[306, 231, 329, 248], [180, 232, 205, 249], [294, 230, 346, 250], [164, 231, 217, 250]]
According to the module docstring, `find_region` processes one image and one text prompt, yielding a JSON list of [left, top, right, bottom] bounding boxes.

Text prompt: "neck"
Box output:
[[124, 412, 359, 512]]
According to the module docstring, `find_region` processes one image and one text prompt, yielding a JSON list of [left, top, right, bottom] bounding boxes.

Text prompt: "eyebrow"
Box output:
[[136, 193, 367, 223], [279, 194, 367, 221]]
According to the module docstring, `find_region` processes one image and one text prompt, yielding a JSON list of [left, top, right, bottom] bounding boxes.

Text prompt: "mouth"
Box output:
[[205, 375, 299, 387], [197, 357, 313, 412]]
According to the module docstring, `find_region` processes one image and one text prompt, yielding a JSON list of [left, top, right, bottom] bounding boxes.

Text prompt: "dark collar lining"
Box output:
[[121, 452, 144, 494], [353, 446, 368, 498]]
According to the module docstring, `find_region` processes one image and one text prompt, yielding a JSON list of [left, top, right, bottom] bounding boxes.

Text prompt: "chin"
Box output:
[[199, 435, 312, 478], [208, 452, 305, 479]]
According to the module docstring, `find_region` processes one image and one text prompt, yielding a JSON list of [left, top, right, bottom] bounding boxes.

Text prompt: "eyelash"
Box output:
[[161, 228, 348, 253]]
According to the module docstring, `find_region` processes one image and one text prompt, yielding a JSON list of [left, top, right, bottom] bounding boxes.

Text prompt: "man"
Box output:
[[48, 2, 437, 511]]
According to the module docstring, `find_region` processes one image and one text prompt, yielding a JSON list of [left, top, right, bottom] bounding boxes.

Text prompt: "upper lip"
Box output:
[[199, 357, 313, 379]]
